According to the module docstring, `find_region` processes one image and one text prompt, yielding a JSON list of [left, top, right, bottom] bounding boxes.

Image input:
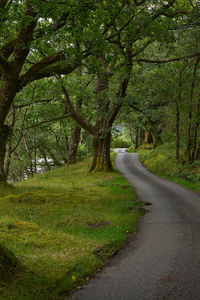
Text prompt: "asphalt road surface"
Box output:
[[68, 151, 200, 300]]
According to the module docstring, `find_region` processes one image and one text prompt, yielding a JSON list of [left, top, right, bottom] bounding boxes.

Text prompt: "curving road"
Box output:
[[68, 151, 200, 300]]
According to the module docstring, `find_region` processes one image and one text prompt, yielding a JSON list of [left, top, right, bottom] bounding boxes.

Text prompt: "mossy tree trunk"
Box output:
[[90, 131, 112, 172]]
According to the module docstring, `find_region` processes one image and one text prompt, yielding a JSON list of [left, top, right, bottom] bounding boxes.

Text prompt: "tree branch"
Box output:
[[129, 103, 142, 112], [62, 84, 96, 135], [34, 12, 70, 40], [106, 14, 136, 41], [0, 39, 16, 59], [19, 53, 81, 87], [24, 114, 70, 130], [12, 107, 30, 153], [14, 98, 59, 109], [132, 39, 155, 58], [137, 52, 200, 64], [11, 1, 37, 75]]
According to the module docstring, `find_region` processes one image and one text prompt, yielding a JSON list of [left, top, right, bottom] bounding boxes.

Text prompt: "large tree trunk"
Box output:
[[0, 83, 19, 184], [90, 131, 113, 172]]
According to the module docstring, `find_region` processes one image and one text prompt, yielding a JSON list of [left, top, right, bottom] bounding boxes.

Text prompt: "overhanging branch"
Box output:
[[62, 84, 96, 135]]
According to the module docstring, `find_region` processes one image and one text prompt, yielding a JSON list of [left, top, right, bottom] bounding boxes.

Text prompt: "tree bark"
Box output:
[[90, 131, 113, 172], [67, 124, 82, 164], [186, 57, 199, 162], [0, 125, 9, 184], [135, 127, 139, 150]]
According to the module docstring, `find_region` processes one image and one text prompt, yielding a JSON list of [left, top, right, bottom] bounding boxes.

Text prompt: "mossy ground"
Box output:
[[133, 143, 200, 191], [0, 158, 143, 299]]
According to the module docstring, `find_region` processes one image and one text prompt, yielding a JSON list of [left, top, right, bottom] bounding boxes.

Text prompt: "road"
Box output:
[[68, 151, 200, 300]]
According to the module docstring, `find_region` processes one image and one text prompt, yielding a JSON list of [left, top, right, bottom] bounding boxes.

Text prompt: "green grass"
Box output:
[[132, 143, 200, 191], [0, 159, 143, 300]]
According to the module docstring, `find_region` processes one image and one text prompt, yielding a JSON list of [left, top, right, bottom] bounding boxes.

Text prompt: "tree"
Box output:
[[0, 0, 103, 183]]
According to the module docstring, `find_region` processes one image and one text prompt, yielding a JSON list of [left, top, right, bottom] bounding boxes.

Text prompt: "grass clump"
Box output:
[[0, 159, 143, 299]]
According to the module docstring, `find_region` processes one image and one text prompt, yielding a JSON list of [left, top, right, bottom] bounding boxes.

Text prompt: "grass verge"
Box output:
[[0, 159, 144, 299], [134, 143, 200, 191]]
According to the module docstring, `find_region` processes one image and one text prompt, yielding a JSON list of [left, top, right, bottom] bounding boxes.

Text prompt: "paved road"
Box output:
[[69, 152, 200, 300]]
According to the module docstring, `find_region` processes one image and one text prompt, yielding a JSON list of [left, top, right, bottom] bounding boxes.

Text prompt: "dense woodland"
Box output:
[[0, 0, 200, 184]]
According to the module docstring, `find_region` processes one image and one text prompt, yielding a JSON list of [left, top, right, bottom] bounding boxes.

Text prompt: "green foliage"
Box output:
[[111, 138, 131, 148]]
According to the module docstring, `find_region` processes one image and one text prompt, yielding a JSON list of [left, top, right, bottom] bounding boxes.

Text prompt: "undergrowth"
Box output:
[[0, 159, 143, 299], [134, 143, 200, 190]]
